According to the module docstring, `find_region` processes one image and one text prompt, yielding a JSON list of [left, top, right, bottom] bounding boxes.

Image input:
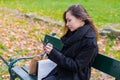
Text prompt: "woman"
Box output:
[[44, 4, 98, 80]]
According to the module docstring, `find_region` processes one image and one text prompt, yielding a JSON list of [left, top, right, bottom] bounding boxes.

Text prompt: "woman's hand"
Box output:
[[44, 43, 53, 54]]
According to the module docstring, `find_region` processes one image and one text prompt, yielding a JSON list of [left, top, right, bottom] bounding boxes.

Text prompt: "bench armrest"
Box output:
[[8, 56, 34, 77], [9, 56, 34, 68]]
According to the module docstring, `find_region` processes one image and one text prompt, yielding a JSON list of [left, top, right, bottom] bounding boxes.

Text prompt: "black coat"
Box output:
[[46, 25, 98, 80]]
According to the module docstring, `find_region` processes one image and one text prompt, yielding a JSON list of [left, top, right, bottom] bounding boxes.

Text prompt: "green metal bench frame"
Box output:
[[0, 34, 120, 80]]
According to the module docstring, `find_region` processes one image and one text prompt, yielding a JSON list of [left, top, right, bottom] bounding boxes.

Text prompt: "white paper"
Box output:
[[37, 59, 57, 80]]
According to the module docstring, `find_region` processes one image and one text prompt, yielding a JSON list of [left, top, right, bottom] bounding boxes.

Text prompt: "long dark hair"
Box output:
[[63, 4, 98, 38]]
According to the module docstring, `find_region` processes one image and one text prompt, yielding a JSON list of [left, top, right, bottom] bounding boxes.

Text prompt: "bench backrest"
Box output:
[[44, 34, 120, 79]]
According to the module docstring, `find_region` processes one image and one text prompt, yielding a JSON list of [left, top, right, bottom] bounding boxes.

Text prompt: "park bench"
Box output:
[[0, 34, 120, 80]]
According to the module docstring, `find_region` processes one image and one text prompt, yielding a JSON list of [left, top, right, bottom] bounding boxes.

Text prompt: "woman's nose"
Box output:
[[66, 22, 69, 26]]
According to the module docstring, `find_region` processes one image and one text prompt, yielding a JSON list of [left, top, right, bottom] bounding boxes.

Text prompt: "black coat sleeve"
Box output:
[[48, 38, 98, 72]]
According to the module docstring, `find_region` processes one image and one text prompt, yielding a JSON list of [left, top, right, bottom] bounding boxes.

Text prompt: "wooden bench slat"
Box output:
[[93, 54, 120, 79], [12, 67, 37, 80]]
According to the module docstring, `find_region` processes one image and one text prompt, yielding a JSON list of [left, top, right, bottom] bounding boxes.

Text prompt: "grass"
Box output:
[[0, 0, 120, 27]]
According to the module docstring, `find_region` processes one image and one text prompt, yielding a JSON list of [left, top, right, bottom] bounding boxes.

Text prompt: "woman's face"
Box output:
[[66, 11, 84, 31]]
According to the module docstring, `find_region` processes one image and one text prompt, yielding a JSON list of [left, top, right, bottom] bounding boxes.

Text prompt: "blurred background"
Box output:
[[0, 0, 120, 80]]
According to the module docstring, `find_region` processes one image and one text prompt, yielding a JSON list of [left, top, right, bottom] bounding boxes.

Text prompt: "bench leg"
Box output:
[[9, 74, 16, 80]]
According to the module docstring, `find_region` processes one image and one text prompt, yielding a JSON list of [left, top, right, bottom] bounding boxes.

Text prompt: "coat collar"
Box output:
[[61, 25, 91, 46]]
